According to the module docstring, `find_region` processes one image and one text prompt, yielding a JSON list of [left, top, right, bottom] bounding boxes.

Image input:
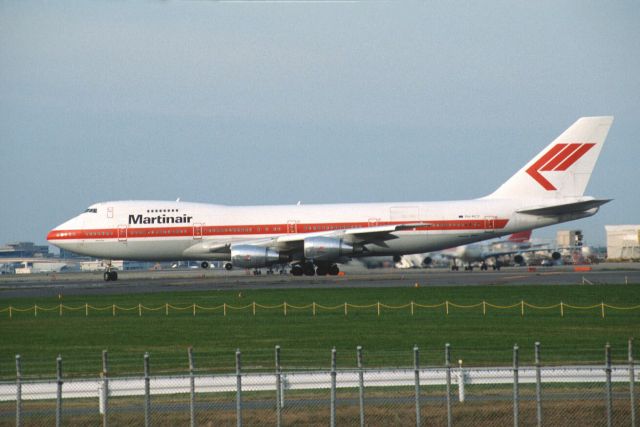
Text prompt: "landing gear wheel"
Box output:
[[328, 264, 340, 276], [315, 266, 328, 276], [104, 271, 118, 281], [303, 262, 316, 276], [291, 265, 303, 276], [201, 261, 209, 269]]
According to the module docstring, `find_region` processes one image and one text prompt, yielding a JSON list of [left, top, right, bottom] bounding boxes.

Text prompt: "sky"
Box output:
[[1, 1, 639, 248]]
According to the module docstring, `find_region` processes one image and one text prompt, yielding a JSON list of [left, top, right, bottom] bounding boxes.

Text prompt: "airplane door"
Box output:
[[193, 223, 203, 240], [484, 216, 496, 233], [118, 225, 127, 242], [287, 220, 299, 234]]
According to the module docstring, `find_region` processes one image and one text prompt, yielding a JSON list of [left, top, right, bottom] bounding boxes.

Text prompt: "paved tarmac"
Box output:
[[1, 263, 639, 299]]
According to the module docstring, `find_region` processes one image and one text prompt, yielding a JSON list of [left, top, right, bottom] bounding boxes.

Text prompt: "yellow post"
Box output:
[[9, 306, 12, 319], [284, 302, 287, 316], [59, 304, 62, 317], [445, 301, 449, 315], [112, 304, 115, 317], [165, 303, 168, 316], [253, 302, 256, 316], [601, 302, 605, 319], [411, 301, 414, 316], [139, 303, 142, 317], [193, 304, 196, 316], [224, 303, 227, 316], [85, 303, 88, 317], [483, 301, 486, 316], [344, 302, 347, 316], [560, 302, 564, 317], [521, 300, 524, 317], [35, 305, 38, 317], [377, 301, 380, 317], [313, 302, 316, 316]]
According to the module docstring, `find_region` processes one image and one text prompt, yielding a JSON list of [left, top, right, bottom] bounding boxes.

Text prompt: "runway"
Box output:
[[1, 263, 639, 299]]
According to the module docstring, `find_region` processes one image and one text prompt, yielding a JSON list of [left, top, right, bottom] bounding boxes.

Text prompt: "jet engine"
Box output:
[[551, 251, 561, 261], [304, 237, 353, 261], [230, 245, 280, 268]]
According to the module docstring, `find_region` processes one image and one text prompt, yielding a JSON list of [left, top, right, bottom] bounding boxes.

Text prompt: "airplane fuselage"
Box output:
[[47, 197, 595, 262]]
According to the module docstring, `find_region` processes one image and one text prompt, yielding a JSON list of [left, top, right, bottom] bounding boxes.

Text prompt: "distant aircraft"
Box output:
[[47, 117, 613, 281], [397, 231, 543, 270]]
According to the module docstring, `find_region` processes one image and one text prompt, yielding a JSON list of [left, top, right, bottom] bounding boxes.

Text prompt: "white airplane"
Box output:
[[47, 116, 613, 281], [397, 231, 542, 270]]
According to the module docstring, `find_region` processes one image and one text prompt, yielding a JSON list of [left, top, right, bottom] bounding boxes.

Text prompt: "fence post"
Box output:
[[275, 345, 282, 427], [188, 347, 196, 427], [414, 345, 421, 427], [357, 346, 365, 427], [236, 349, 242, 427], [458, 359, 465, 403], [535, 342, 542, 427], [15, 355, 21, 427], [605, 343, 613, 427], [330, 347, 337, 427], [513, 344, 519, 427], [630, 338, 637, 427], [101, 350, 109, 427], [56, 355, 62, 427], [445, 343, 452, 427], [144, 352, 150, 427]]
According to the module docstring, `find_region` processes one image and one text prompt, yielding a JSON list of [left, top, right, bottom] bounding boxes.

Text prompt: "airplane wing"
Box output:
[[182, 223, 432, 257], [268, 222, 431, 250]]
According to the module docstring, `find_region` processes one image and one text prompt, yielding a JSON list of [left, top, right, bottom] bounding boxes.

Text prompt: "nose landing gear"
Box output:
[[103, 270, 118, 281], [103, 261, 118, 281]]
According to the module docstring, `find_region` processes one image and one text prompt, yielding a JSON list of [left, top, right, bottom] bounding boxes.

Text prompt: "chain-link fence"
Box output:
[[1, 341, 637, 426]]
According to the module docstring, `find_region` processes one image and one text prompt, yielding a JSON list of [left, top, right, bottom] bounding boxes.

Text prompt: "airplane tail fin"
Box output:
[[508, 230, 532, 243], [485, 116, 613, 200]]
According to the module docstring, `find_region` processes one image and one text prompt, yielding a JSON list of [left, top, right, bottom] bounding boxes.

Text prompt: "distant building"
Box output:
[[605, 225, 640, 260], [556, 230, 584, 247], [0, 242, 50, 258]]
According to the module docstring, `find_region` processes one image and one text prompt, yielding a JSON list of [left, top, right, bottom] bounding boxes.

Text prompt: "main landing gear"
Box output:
[[290, 262, 340, 277]]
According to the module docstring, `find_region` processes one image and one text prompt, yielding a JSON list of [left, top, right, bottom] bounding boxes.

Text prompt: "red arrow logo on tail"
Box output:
[[526, 143, 595, 190]]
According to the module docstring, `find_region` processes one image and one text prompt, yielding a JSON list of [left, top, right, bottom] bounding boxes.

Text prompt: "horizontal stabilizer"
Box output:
[[517, 199, 611, 216]]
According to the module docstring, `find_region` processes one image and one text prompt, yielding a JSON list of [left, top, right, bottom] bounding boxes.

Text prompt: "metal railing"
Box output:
[[1, 340, 637, 426]]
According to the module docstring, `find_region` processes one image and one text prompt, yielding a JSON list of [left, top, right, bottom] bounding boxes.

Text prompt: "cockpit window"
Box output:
[[84, 208, 98, 213]]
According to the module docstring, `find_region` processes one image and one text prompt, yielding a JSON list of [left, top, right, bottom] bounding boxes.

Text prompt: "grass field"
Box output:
[[1, 283, 639, 380]]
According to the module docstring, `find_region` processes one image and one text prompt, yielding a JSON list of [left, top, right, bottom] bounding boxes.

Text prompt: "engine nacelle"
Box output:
[[513, 254, 525, 265], [231, 245, 280, 268], [304, 237, 353, 261], [551, 251, 561, 261]]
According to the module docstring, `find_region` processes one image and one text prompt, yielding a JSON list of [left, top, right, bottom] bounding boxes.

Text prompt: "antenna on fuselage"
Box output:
[[176, 198, 181, 202]]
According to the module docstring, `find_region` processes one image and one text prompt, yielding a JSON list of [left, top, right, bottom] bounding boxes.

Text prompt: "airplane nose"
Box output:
[[46, 229, 57, 242], [47, 215, 85, 247]]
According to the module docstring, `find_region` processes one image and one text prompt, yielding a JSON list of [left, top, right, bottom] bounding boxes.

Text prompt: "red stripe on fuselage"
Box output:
[[47, 219, 509, 241]]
